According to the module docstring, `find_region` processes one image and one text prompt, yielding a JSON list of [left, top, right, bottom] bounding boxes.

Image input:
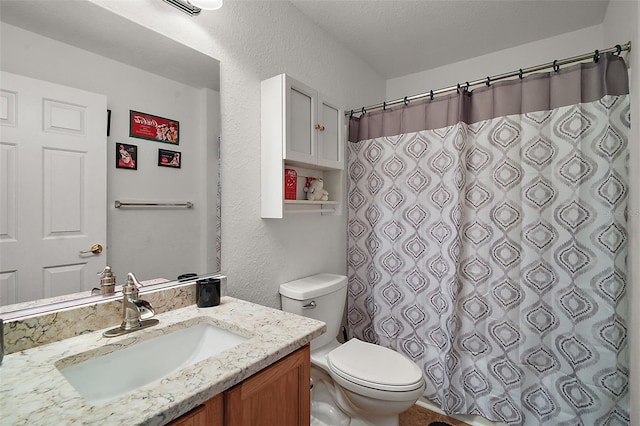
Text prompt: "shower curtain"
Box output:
[[347, 54, 629, 425]]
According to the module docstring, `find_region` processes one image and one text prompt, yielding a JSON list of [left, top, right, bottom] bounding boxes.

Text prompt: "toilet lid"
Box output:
[[327, 339, 424, 392]]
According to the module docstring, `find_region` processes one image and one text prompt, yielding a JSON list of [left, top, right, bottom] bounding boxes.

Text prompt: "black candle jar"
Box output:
[[196, 278, 221, 308]]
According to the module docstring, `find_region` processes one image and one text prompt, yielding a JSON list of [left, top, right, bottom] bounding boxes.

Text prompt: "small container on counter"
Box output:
[[196, 278, 221, 308]]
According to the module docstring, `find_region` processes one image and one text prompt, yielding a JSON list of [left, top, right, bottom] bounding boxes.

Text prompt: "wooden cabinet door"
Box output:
[[168, 405, 207, 426], [168, 393, 223, 426], [317, 95, 344, 170], [224, 345, 311, 426]]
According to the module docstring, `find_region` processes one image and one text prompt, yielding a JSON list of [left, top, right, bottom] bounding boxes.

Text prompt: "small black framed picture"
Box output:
[[116, 143, 137, 170], [158, 148, 181, 168]]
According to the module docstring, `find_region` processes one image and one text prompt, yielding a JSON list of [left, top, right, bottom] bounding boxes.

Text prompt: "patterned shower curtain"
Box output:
[[347, 54, 629, 425]]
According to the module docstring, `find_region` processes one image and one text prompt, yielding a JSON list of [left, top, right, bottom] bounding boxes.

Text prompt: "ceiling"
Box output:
[[0, 1, 609, 87], [290, 0, 610, 80], [0, 0, 220, 91]]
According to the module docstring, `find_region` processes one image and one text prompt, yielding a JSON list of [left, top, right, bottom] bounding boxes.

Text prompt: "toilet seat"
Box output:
[[327, 339, 424, 392]]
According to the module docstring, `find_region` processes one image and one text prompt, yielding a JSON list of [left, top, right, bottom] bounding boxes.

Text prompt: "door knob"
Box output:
[[80, 244, 103, 255]]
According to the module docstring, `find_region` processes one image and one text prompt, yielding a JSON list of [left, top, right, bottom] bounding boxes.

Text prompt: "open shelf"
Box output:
[[284, 200, 340, 205]]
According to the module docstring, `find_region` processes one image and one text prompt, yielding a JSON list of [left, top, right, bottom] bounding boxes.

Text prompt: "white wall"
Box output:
[[386, 24, 604, 99], [94, 0, 386, 308], [602, 2, 639, 424], [203, 2, 386, 308], [0, 23, 219, 282]]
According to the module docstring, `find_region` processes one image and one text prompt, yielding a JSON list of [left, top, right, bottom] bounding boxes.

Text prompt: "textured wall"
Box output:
[[96, 0, 386, 308], [386, 24, 604, 100], [603, 2, 639, 424]]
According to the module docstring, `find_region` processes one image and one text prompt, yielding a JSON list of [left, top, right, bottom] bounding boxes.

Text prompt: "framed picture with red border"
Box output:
[[129, 110, 179, 145]]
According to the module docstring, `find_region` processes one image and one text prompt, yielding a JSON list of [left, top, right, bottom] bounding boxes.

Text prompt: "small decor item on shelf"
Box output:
[[304, 177, 329, 201], [304, 177, 316, 191], [284, 168, 297, 200]]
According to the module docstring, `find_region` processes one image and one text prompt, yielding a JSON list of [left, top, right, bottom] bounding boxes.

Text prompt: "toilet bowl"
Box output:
[[280, 273, 425, 426], [310, 366, 350, 426], [322, 338, 424, 425]]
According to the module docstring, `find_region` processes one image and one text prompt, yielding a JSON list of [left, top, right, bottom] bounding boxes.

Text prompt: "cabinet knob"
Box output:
[[314, 124, 325, 131]]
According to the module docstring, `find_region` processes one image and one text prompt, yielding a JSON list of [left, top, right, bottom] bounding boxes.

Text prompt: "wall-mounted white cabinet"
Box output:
[[284, 77, 343, 169], [261, 74, 345, 219]]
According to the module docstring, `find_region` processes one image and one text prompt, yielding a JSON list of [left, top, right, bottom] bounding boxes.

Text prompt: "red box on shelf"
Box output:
[[284, 168, 297, 200]]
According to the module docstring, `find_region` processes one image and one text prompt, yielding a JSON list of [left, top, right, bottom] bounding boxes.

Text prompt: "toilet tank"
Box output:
[[279, 273, 347, 350]]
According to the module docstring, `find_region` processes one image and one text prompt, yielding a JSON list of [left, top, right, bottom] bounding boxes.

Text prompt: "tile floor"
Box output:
[[399, 405, 470, 426]]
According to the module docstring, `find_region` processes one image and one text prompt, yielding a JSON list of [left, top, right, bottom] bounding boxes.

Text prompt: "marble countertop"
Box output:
[[0, 297, 326, 425]]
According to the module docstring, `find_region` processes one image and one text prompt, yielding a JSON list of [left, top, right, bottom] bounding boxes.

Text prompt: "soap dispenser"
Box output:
[[98, 266, 116, 295]]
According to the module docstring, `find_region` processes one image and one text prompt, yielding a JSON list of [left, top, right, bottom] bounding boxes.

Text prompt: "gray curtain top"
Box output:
[[348, 53, 629, 143]]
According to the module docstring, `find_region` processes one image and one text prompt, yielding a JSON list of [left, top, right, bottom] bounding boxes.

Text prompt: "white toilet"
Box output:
[[280, 273, 425, 426]]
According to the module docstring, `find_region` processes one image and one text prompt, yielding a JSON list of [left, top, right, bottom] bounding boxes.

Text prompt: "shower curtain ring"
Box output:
[[361, 107, 366, 115], [593, 49, 600, 63], [456, 83, 461, 94], [349, 109, 354, 119], [383, 101, 387, 111], [519, 69, 523, 80], [430, 90, 434, 101], [404, 96, 409, 106], [486, 77, 491, 87], [465, 81, 470, 91], [553, 60, 560, 72], [616, 44, 622, 55]]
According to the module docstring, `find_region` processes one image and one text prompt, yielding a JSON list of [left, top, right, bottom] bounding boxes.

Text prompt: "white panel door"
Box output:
[[0, 72, 107, 305]]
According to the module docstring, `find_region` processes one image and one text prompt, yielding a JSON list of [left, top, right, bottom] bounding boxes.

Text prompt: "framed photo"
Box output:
[[116, 143, 137, 170], [158, 148, 181, 168], [129, 110, 179, 145]]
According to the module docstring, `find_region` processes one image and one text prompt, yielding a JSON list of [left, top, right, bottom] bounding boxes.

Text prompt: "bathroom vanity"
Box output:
[[169, 345, 310, 425], [0, 297, 325, 425]]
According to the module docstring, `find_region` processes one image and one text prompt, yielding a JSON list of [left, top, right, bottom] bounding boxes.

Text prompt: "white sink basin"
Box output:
[[58, 322, 248, 405]]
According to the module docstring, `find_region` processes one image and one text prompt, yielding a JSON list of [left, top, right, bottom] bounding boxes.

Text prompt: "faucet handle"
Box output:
[[127, 272, 142, 288], [123, 273, 141, 297]]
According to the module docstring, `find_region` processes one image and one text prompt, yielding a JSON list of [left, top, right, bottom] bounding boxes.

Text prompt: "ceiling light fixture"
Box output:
[[163, 0, 223, 16], [190, 0, 223, 10]]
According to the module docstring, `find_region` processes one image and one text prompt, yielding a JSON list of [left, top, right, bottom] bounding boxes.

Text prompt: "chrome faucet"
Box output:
[[103, 273, 159, 338]]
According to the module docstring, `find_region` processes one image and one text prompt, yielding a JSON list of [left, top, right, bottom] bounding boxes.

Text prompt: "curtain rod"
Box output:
[[346, 41, 631, 117]]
